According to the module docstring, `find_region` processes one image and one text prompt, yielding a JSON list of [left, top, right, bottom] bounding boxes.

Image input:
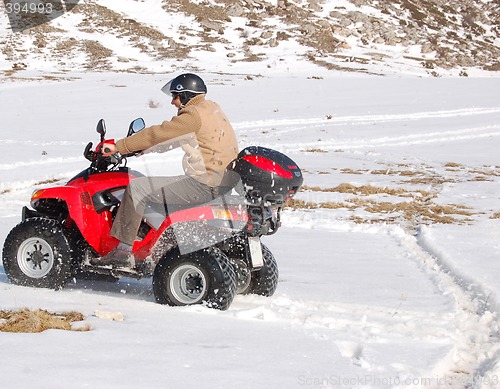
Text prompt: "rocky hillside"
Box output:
[[0, 0, 498, 76]]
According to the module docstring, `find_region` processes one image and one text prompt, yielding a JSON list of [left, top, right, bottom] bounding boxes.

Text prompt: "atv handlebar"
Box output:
[[84, 119, 145, 173], [84, 142, 143, 173]]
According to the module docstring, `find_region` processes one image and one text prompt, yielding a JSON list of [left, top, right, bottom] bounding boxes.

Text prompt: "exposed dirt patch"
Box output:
[[0, 0, 497, 74]]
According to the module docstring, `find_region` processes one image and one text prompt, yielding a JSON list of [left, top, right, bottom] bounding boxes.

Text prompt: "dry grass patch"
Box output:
[[340, 167, 430, 177], [289, 183, 475, 224], [303, 148, 328, 153], [468, 169, 500, 177], [0, 309, 90, 333], [370, 169, 426, 177], [35, 178, 61, 185], [284, 199, 347, 210], [469, 176, 493, 182], [302, 184, 400, 195], [340, 168, 366, 174], [353, 199, 473, 223], [301, 184, 432, 199], [403, 176, 457, 185], [331, 183, 417, 197], [286, 196, 474, 223]]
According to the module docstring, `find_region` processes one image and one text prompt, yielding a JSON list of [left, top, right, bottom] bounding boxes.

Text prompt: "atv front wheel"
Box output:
[[2, 218, 73, 290], [153, 247, 236, 310]]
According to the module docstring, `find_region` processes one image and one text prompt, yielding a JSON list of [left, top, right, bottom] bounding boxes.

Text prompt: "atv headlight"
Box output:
[[31, 189, 45, 200]]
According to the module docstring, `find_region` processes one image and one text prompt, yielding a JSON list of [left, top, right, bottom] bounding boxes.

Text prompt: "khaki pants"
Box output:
[[110, 175, 214, 245]]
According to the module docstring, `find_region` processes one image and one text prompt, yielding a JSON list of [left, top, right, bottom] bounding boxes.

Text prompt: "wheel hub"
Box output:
[[28, 245, 50, 269], [17, 238, 55, 278], [232, 259, 251, 294], [184, 274, 203, 294], [170, 265, 207, 305]]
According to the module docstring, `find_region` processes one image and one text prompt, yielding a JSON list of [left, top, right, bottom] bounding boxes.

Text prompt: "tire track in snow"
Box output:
[[0, 156, 83, 171], [227, 221, 459, 379], [233, 296, 455, 341], [233, 107, 500, 129], [414, 226, 500, 387], [234, 107, 500, 153], [283, 124, 500, 151], [0, 140, 83, 146], [0, 140, 85, 173], [263, 217, 500, 387], [230, 293, 456, 376], [234, 107, 500, 131]]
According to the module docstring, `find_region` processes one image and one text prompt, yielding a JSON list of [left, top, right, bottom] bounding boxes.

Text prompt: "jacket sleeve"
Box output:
[[115, 108, 202, 155]]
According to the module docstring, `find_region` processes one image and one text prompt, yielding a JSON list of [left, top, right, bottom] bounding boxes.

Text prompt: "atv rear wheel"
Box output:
[[2, 218, 73, 290], [240, 244, 278, 297], [153, 247, 236, 310]]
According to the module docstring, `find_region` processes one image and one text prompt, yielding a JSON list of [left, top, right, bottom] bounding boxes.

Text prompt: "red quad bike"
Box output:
[[2, 119, 303, 310]]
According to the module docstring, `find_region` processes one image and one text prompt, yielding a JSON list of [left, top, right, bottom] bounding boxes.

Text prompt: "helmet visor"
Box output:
[[160, 80, 174, 95]]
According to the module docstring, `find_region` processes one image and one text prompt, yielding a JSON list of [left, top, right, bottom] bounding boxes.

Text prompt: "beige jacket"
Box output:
[[116, 95, 239, 187]]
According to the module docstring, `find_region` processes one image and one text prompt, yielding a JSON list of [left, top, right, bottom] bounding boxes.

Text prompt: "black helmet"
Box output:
[[161, 73, 207, 106]]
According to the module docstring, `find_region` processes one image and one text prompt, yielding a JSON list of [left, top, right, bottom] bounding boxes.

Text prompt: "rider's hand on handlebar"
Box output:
[[101, 143, 118, 157]]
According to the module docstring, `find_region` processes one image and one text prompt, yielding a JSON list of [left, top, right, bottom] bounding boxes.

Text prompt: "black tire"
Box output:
[[66, 228, 87, 277], [2, 217, 73, 290], [241, 244, 279, 297], [152, 247, 236, 310]]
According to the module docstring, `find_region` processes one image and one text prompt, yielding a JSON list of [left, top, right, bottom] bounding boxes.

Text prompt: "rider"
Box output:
[[97, 73, 239, 266]]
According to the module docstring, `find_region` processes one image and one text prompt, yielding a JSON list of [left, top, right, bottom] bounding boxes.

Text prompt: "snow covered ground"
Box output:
[[0, 72, 499, 389]]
